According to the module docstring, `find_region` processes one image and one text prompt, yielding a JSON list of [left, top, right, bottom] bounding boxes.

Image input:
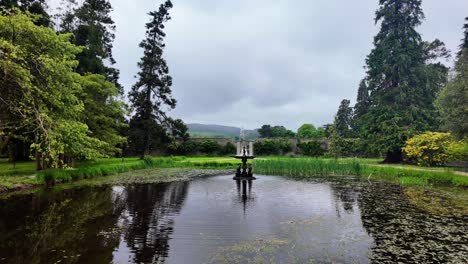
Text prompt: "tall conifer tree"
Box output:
[[128, 0, 176, 158], [361, 0, 448, 162], [334, 99, 353, 138], [436, 17, 468, 139], [352, 79, 370, 133]]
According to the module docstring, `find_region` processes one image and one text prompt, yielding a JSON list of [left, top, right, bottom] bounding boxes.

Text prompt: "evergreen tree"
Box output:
[[352, 79, 369, 133], [0, 0, 50, 26], [361, 0, 448, 163], [58, 0, 122, 91], [436, 17, 468, 139], [333, 99, 353, 138], [128, 0, 175, 158], [55, 0, 127, 155]]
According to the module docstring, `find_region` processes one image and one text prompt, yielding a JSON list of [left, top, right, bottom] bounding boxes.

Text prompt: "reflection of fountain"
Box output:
[[233, 141, 256, 180], [235, 179, 254, 214]]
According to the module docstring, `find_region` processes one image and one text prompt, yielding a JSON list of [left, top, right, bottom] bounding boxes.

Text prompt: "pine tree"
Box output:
[[128, 0, 175, 158], [57, 0, 121, 91], [334, 99, 353, 138], [436, 17, 468, 139], [361, 0, 448, 163], [352, 79, 369, 133]]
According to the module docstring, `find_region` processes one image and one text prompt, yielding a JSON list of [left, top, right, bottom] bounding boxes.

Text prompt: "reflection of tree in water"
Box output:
[[119, 182, 189, 263], [0, 187, 123, 264], [358, 182, 467, 263], [329, 179, 360, 215]]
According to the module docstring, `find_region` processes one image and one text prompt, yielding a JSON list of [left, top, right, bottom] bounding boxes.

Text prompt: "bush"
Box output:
[[181, 141, 200, 154], [254, 139, 292, 155], [221, 142, 237, 155], [298, 141, 325, 157], [199, 140, 221, 154], [402, 132, 454, 166], [447, 139, 468, 162]]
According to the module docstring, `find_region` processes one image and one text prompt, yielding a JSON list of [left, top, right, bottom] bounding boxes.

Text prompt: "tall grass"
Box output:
[[254, 158, 362, 178], [254, 158, 468, 187], [36, 156, 241, 184]]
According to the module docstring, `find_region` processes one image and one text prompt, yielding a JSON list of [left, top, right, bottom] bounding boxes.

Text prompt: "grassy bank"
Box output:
[[1, 156, 467, 194], [253, 158, 468, 187], [0, 156, 241, 192]]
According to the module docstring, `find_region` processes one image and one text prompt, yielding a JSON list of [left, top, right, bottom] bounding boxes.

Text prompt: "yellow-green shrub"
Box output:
[[447, 139, 468, 162], [402, 132, 453, 166]]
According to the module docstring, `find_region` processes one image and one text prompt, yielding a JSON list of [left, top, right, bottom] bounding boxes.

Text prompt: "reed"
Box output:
[[254, 158, 363, 178], [254, 158, 468, 187]]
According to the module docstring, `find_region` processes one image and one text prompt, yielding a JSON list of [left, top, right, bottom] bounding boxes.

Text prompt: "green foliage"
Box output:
[[297, 124, 316, 138], [333, 99, 353, 138], [360, 0, 449, 163], [447, 139, 468, 162], [297, 141, 324, 157], [199, 140, 221, 154], [57, 0, 121, 90], [0, 0, 50, 26], [258, 125, 295, 138], [254, 158, 363, 178], [128, 0, 175, 158], [254, 139, 292, 155], [436, 18, 468, 140], [221, 142, 237, 155], [297, 124, 325, 139], [352, 79, 369, 133], [79, 74, 127, 155], [0, 11, 109, 168], [402, 132, 454, 167]]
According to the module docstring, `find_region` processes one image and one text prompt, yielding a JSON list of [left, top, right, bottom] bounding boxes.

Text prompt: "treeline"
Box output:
[[327, 2, 467, 164], [0, 0, 186, 170]]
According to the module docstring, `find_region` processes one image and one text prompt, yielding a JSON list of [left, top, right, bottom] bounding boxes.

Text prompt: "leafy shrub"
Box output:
[[221, 142, 237, 155], [327, 137, 366, 158], [298, 141, 324, 157], [199, 140, 221, 154], [254, 139, 292, 155], [447, 139, 468, 162], [402, 132, 454, 166], [181, 141, 200, 154]]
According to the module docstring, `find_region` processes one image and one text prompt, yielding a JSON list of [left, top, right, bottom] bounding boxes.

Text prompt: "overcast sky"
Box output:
[[105, 0, 467, 130]]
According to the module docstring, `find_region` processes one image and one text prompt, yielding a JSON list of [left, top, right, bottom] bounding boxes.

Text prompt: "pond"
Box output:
[[0, 175, 466, 263]]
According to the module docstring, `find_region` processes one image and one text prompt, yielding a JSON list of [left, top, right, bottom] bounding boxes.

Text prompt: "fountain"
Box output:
[[233, 141, 256, 180]]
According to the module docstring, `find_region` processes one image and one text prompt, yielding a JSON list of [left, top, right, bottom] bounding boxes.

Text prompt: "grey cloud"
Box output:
[[92, 0, 468, 130]]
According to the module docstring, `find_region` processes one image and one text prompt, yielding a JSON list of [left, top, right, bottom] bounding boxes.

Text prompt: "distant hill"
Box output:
[[187, 123, 259, 140]]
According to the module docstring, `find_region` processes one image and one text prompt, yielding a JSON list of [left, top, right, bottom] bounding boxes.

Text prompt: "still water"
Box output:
[[0, 175, 466, 263]]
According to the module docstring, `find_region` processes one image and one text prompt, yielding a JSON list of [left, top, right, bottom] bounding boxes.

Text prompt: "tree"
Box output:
[[258, 125, 273, 138], [333, 99, 353, 138], [128, 0, 175, 158], [271, 126, 295, 138], [79, 74, 127, 155], [361, 0, 448, 163], [0, 0, 50, 26], [297, 124, 316, 139], [436, 17, 468, 139], [352, 79, 369, 133], [55, 0, 128, 155], [58, 0, 122, 90], [0, 12, 107, 169]]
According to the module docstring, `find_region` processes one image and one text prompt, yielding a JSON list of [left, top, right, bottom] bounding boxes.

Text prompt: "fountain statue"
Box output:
[[233, 141, 256, 180]]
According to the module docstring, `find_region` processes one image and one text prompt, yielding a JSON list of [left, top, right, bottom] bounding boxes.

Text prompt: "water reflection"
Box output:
[[0, 176, 466, 263], [115, 182, 189, 263], [235, 179, 254, 213]]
